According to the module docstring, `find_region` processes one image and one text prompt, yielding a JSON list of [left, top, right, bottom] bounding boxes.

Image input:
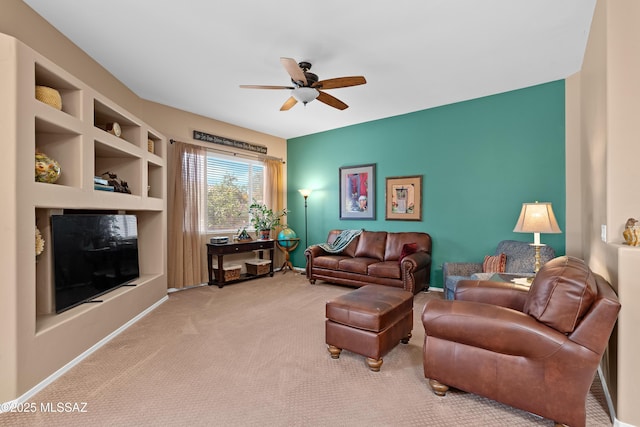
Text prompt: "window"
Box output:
[[205, 151, 264, 233]]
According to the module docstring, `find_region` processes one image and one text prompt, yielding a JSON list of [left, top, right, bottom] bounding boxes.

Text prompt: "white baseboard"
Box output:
[[598, 365, 636, 427], [1, 295, 168, 407], [598, 365, 617, 425]]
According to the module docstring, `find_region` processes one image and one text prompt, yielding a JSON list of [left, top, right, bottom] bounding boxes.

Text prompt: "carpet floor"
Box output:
[[0, 272, 612, 426]]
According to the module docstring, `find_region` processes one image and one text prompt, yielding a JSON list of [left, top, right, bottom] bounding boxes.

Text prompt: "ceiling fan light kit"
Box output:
[[240, 57, 366, 111], [292, 87, 319, 105]]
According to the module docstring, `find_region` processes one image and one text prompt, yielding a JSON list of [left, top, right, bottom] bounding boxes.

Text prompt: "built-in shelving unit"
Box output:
[[0, 33, 167, 403]]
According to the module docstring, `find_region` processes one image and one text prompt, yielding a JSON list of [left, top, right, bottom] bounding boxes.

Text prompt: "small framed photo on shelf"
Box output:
[[339, 163, 376, 220], [385, 175, 422, 221]]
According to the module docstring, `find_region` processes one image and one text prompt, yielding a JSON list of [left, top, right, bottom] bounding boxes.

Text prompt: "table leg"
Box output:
[[269, 247, 274, 277], [207, 251, 214, 286], [217, 254, 224, 288]]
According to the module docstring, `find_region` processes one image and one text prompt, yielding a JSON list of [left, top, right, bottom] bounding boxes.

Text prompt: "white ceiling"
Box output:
[[23, 0, 596, 140]]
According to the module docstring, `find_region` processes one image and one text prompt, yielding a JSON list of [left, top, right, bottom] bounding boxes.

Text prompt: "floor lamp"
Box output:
[[298, 189, 312, 250]]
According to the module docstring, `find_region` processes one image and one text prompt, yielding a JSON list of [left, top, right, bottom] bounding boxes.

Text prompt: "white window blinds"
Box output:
[[205, 151, 264, 232]]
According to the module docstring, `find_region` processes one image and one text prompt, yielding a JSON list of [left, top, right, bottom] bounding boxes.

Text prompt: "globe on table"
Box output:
[[277, 227, 298, 247]]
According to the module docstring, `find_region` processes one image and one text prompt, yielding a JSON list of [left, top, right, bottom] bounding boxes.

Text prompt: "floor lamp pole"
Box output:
[[298, 189, 312, 276], [298, 189, 312, 249], [303, 194, 309, 249]]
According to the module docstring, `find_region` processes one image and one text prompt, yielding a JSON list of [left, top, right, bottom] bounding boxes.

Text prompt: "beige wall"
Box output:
[[1, 0, 286, 402], [567, 0, 640, 425]]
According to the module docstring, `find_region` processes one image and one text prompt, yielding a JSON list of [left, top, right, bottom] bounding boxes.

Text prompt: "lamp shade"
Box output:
[[292, 87, 319, 105], [513, 202, 562, 234], [298, 189, 312, 198]]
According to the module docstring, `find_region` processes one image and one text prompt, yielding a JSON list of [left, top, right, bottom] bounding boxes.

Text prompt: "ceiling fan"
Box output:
[[240, 57, 366, 111]]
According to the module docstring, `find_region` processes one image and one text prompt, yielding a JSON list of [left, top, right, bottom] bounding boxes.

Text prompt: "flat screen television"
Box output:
[[51, 214, 140, 313]]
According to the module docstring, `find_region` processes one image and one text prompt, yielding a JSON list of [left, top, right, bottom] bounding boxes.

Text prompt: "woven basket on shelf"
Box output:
[[35, 85, 62, 110], [213, 265, 242, 281], [147, 139, 155, 153]]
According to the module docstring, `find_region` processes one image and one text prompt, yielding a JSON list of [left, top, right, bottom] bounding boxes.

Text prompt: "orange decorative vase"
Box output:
[[35, 150, 61, 183]]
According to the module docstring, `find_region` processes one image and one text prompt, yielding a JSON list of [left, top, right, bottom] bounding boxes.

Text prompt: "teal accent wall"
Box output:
[[286, 81, 566, 288]]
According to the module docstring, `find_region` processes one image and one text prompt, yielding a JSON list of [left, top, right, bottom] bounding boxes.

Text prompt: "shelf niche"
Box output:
[[35, 117, 82, 188], [35, 62, 81, 119], [94, 99, 141, 147]]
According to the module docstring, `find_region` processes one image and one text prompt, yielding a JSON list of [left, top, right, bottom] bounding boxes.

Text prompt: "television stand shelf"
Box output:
[[206, 240, 275, 288]]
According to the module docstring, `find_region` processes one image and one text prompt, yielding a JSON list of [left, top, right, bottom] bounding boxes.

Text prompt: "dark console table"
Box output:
[[206, 239, 275, 288]]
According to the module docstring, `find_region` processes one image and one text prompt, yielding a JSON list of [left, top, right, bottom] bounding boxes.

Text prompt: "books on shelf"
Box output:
[[94, 184, 114, 192], [93, 176, 109, 185]]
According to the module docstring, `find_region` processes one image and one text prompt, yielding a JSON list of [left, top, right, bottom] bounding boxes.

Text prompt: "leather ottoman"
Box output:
[[325, 284, 413, 371]]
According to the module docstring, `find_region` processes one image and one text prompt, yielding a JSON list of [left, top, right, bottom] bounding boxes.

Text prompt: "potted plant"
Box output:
[[248, 201, 289, 240]]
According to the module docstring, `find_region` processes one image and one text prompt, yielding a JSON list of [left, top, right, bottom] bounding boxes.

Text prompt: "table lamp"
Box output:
[[513, 201, 562, 273]]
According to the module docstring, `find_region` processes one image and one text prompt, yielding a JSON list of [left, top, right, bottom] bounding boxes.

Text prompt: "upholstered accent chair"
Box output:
[[442, 239, 555, 299], [422, 256, 621, 427]]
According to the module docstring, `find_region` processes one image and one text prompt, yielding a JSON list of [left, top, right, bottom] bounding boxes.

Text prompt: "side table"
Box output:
[[206, 239, 275, 288]]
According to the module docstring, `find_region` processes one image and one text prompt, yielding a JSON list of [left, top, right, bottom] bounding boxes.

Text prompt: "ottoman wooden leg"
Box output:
[[401, 332, 412, 344], [429, 379, 449, 396], [366, 357, 383, 372], [328, 345, 342, 359]]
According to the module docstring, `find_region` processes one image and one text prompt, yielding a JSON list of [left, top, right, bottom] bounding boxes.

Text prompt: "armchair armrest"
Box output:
[[422, 299, 569, 358], [442, 262, 483, 278], [442, 262, 483, 300], [455, 279, 529, 312]]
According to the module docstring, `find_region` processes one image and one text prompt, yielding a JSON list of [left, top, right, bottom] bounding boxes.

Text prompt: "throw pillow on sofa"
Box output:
[[482, 253, 507, 273], [399, 243, 418, 264]]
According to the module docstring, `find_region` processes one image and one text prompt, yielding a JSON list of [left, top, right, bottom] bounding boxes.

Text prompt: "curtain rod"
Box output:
[[169, 139, 284, 163]]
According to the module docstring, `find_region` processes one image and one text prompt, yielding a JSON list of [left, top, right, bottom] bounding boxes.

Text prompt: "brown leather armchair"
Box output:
[[421, 256, 620, 427]]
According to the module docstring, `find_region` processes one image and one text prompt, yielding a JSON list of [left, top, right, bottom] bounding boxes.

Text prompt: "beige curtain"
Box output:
[[264, 158, 286, 269], [167, 141, 208, 289]]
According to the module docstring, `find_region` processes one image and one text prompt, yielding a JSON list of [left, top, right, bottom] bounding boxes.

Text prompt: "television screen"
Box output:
[[51, 214, 140, 313]]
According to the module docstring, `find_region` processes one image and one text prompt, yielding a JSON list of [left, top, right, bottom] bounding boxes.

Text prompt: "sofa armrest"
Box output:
[[304, 245, 326, 279], [401, 251, 431, 293], [455, 280, 529, 312], [442, 262, 482, 281], [304, 245, 327, 259], [401, 251, 431, 271], [422, 299, 568, 358]]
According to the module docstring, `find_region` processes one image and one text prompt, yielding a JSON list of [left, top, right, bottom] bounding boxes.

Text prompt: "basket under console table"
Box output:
[[206, 240, 275, 288]]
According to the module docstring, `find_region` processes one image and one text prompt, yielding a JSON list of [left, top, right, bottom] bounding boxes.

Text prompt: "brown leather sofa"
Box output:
[[304, 230, 432, 294], [421, 256, 620, 427]]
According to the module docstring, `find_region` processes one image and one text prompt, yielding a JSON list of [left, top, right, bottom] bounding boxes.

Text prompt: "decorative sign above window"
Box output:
[[193, 130, 268, 154]]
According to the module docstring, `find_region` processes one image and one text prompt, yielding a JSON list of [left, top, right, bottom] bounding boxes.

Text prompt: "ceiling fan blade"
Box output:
[[281, 57, 307, 86], [316, 91, 348, 110], [280, 96, 298, 111], [239, 85, 295, 90], [313, 76, 366, 90]]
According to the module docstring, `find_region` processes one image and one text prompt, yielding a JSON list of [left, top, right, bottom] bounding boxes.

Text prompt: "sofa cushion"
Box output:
[[368, 261, 402, 279], [314, 255, 350, 270], [355, 231, 387, 260], [338, 257, 380, 274], [482, 253, 507, 273], [524, 256, 598, 334]]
